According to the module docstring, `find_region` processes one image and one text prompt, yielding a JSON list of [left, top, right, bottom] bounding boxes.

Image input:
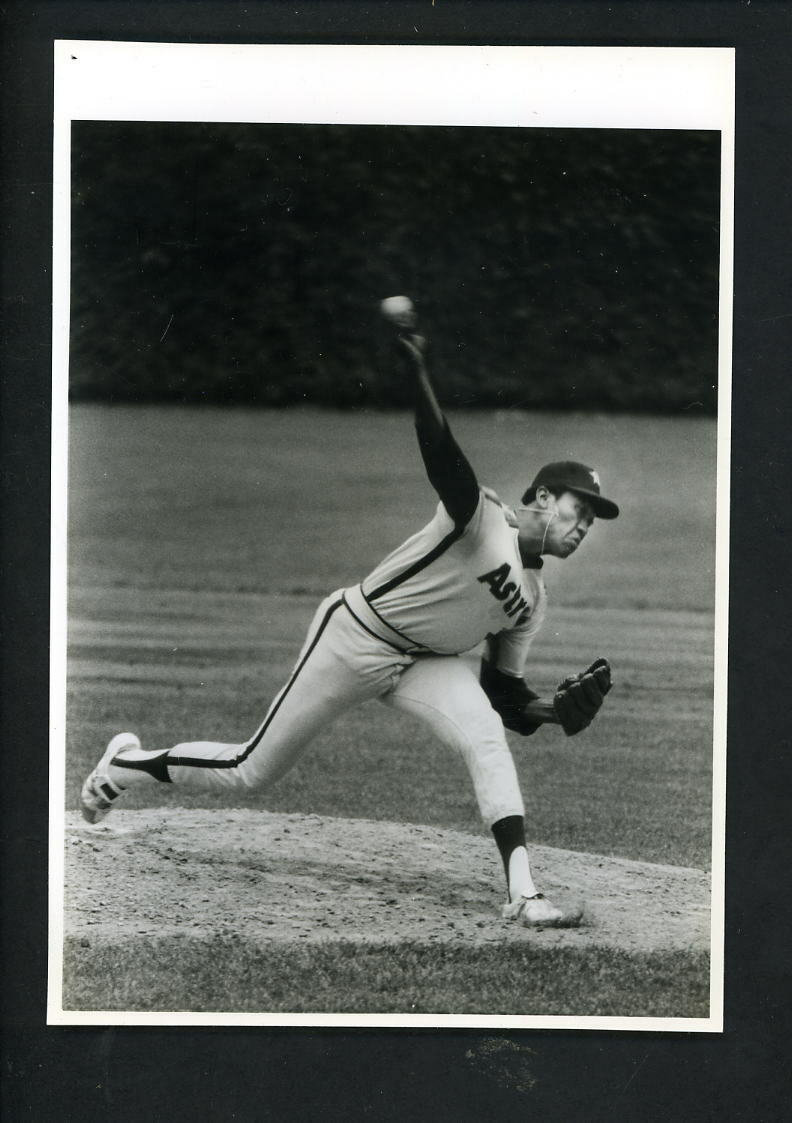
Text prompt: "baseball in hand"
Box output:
[[380, 295, 416, 330]]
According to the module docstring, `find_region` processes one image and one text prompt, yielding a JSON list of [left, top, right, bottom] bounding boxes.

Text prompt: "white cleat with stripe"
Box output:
[[79, 732, 140, 824]]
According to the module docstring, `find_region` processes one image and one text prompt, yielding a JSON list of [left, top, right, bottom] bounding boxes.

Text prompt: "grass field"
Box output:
[[62, 937, 710, 1017], [61, 404, 718, 1018]]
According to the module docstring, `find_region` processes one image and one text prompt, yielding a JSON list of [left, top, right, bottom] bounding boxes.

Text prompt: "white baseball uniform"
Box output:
[[110, 350, 554, 830], [136, 480, 546, 828]]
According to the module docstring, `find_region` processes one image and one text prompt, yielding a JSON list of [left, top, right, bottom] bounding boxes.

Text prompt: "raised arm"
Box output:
[[398, 332, 480, 528]]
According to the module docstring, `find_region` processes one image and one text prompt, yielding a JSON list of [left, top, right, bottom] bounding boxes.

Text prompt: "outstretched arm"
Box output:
[[479, 656, 549, 736], [481, 637, 613, 738], [399, 333, 480, 528]]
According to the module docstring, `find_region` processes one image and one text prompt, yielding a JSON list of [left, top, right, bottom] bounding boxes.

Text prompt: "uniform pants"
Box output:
[[164, 591, 526, 828]]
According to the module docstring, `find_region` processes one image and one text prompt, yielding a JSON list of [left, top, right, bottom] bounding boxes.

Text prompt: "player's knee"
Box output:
[[465, 701, 507, 747], [236, 750, 292, 791]]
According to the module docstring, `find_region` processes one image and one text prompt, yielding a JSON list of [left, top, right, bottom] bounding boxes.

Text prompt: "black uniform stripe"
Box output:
[[358, 592, 429, 649], [341, 595, 409, 651], [168, 597, 342, 769], [366, 523, 465, 601], [343, 592, 437, 655]]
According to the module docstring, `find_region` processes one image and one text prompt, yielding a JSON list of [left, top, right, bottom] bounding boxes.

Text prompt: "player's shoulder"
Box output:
[[445, 486, 511, 547], [435, 486, 513, 539], [480, 486, 517, 528]]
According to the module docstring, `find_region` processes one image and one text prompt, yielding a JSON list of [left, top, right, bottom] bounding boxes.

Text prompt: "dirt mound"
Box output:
[[63, 809, 710, 953]]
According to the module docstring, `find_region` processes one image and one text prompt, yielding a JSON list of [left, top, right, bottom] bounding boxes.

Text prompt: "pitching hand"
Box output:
[[397, 333, 428, 365]]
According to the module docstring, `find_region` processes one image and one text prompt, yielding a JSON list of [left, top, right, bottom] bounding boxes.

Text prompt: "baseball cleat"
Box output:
[[502, 893, 583, 929], [79, 731, 140, 824]]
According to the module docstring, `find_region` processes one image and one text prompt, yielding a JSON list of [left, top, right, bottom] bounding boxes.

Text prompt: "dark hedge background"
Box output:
[[70, 122, 721, 412]]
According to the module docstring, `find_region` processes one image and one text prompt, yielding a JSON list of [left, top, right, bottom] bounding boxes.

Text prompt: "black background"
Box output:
[[2, 2, 791, 1120]]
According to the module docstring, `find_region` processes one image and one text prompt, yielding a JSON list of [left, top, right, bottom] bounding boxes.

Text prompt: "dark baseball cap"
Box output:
[[523, 460, 620, 519]]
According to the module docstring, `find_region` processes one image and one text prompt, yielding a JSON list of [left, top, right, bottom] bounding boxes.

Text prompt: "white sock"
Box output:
[[508, 847, 539, 901]]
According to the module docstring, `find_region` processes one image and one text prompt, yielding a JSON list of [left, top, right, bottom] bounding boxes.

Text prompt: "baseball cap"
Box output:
[[523, 461, 619, 519]]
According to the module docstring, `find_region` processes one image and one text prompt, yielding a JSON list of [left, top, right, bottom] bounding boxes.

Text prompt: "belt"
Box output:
[[342, 585, 432, 655]]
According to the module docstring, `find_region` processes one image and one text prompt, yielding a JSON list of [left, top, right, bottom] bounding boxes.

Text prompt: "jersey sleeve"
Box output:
[[414, 413, 480, 529], [483, 588, 547, 677]]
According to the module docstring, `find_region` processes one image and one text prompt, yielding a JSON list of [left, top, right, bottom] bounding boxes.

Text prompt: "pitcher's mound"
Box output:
[[64, 808, 710, 953]]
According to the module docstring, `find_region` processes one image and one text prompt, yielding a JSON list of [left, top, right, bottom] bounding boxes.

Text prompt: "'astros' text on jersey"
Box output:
[[343, 490, 546, 675]]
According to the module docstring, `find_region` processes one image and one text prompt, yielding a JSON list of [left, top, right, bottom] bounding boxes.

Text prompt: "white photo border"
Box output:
[[49, 41, 734, 1031]]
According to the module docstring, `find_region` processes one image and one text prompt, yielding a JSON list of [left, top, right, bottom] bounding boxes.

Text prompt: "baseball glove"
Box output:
[[553, 658, 613, 736]]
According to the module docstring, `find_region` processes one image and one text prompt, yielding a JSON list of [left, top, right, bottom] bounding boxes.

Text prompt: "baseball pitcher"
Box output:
[[81, 298, 619, 928]]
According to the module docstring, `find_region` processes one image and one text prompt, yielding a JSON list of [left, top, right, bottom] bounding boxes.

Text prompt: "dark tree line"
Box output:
[[70, 122, 721, 412]]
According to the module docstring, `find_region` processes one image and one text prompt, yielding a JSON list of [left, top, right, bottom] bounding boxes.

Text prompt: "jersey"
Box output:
[[344, 488, 546, 675]]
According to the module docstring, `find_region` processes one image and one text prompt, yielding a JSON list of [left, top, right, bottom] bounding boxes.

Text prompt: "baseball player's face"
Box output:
[[537, 491, 596, 558]]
